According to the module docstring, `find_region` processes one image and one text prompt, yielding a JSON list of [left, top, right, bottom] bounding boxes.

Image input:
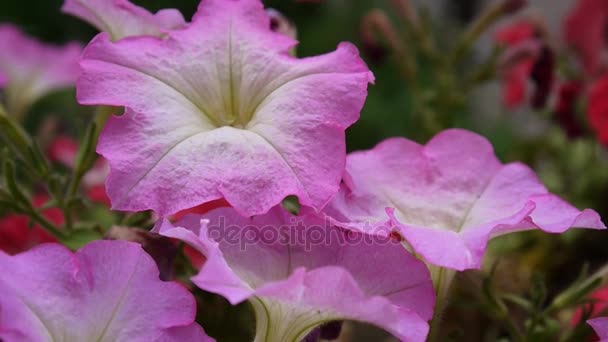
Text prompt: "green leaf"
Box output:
[[73, 122, 97, 178], [2, 159, 30, 206], [26, 142, 50, 177], [60, 229, 103, 250]]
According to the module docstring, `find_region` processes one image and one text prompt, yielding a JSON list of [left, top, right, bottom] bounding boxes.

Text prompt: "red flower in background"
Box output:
[[495, 20, 541, 108], [172, 198, 230, 222], [555, 80, 584, 138], [572, 287, 608, 341], [564, 1, 608, 146], [0, 195, 62, 254], [574, 287, 608, 323], [589, 76, 608, 145], [172, 198, 231, 269], [564, 0, 608, 76], [47, 136, 78, 166], [0, 136, 113, 255]]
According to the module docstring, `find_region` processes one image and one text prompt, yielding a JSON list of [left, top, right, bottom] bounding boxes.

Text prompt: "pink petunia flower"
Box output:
[[77, 0, 374, 217], [155, 206, 435, 342], [323, 129, 605, 271], [0, 240, 212, 341], [0, 25, 81, 117], [589, 317, 608, 342], [564, 0, 608, 76], [61, 0, 186, 40], [62, 0, 186, 41]]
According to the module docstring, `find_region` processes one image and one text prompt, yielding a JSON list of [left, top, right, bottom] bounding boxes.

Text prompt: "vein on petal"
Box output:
[[86, 58, 218, 127], [245, 129, 312, 202], [452, 172, 502, 234], [95, 252, 141, 341], [382, 282, 428, 297], [6, 289, 56, 341], [385, 163, 497, 234], [246, 70, 369, 127], [118, 130, 212, 205], [74, 0, 121, 40]]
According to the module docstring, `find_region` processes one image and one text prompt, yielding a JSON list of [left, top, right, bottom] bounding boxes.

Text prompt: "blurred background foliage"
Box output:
[[3, 0, 608, 340]]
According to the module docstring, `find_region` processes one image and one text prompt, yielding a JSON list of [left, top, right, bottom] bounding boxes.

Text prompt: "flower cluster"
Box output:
[[494, 0, 608, 146], [2, 0, 608, 341]]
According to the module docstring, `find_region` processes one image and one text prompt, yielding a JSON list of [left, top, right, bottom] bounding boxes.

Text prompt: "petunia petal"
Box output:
[[589, 317, 608, 341], [155, 206, 434, 342], [0, 25, 81, 117], [0, 240, 211, 342], [62, 0, 186, 41], [79, 0, 373, 217], [324, 129, 606, 270]]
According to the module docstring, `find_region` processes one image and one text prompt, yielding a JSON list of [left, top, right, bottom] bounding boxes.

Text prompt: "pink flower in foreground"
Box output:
[[0, 240, 212, 341], [589, 318, 608, 342], [323, 129, 605, 271], [564, 0, 608, 76], [0, 25, 81, 116], [495, 20, 540, 108], [62, 0, 186, 41], [78, 0, 373, 217], [156, 206, 435, 342]]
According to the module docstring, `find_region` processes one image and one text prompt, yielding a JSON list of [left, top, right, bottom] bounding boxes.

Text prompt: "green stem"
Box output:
[[428, 266, 456, 342], [28, 208, 66, 239], [449, 2, 506, 64], [463, 47, 504, 90], [524, 312, 542, 340], [63, 119, 99, 231], [93, 105, 117, 139], [503, 315, 525, 342], [177, 243, 198, 277], [547, 263, 608, 314], [62, 171, 84, 232]]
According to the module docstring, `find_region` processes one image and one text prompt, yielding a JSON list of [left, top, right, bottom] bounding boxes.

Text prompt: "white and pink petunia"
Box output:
[[323, 129, 606, 271], [156, 206, 435, 342], [77, 0, 374, 217], [0, 240, 212, 341], [0, 25, 81, 117], [62, 0, 186, 41]]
